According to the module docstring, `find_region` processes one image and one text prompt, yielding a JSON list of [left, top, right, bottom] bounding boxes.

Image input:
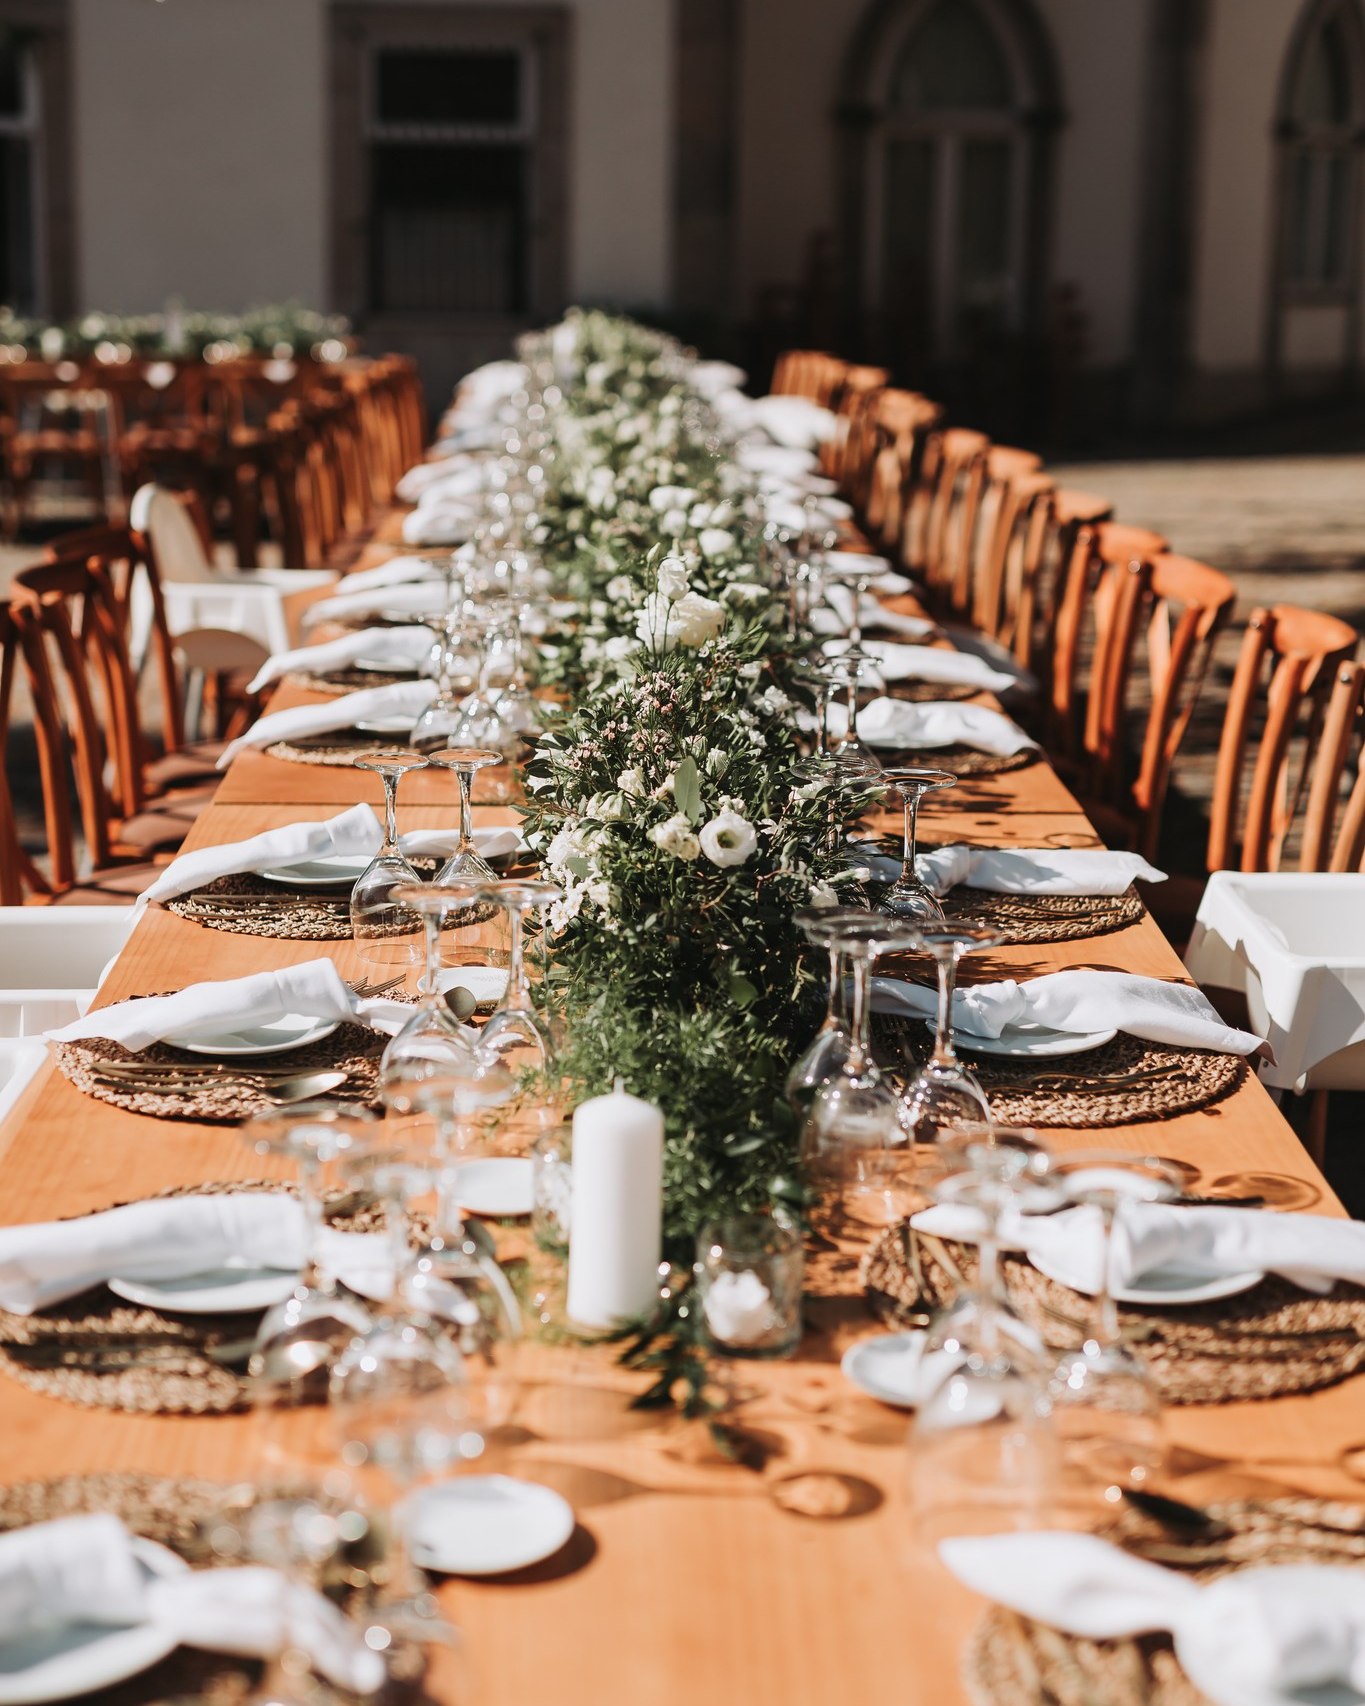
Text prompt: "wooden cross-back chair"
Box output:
[[770, 350, 842, 405], [1207, 604, 1360, 875], [953, 444, 1044, 630], [1081, 551, 1237, 860], [1325, 664, 1365, 871], [903, 427, 991, 615], [858, 389, 943, 550], [971, 467, 1056, 661], [1046, 520, 1170, 765], [821, 364, 888, 487]]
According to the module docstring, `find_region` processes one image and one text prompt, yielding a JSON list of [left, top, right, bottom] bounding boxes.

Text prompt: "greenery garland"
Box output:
[[518, 312, 862, 1253]]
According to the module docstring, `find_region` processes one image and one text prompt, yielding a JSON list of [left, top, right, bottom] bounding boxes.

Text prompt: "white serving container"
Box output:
[[0, 906, 134, 1035]]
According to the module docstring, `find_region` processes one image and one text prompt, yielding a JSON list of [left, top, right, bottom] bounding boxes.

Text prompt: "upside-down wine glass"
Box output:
[[1044, 1149, 1185, 1502], [800, 914, 927, 1230], [825, 651, 883, 781], [240, 1102, 377, 1403], [425, 748, 505, 882], [877, 766, 957, 922], [821, 551, 878, 650], [896, 922, 1003, 1154], [475, 879, 564, 1085], [380, 884, 485, 1081], [350, 750, 429, 970], [785, 905, 857, 1114], [447, 606, 520, 757]]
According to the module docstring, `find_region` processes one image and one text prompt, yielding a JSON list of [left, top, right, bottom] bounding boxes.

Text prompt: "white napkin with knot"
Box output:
[[766, 495, 854, 532], [812, 593, 936, 640], [395, 458, 487, 504], [136, 802, 523, 909], [402, 499, 480, 546], [216, 679, 437, 767], [735, 442, 818, 480], [46, 958, 411, 1052], [451, 358, 526, 416], [690, 359, 747, 398], [830, 697, 1037, 756], [247, 625, 433, 694], [824, 638, 1015, 695], [750, 394, 838, 449], [916, 1197, 1365, 1296], [871, 968, 1263, 1053], [0, 1191, 398, 1313], [338, 551, 464, 595], [915, 845, 1166, 897], [942, 1531, 1365, 1706], [0, 1514, 385, 1694], [303, 579, 449, 629]]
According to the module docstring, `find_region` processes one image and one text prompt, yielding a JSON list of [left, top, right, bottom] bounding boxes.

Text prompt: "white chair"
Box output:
[[0, 1040, 47, 1127], [0, 905, 133, 1035], [128, 483, 338, 664]]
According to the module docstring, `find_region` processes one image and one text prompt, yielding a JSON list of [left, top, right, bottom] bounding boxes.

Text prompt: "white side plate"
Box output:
[[258, 854, 373, 888], [352, 716, 418, 735], [406, 1476, 575, 1576], [955, 1023, 1118, 1059], [452, 1158, 534, 1218], [169, 1014, 340, 1057], [1030, 1250, 1265, 1306], [0, 1539, 187, 1704], [108, 1265, 299, 1314]]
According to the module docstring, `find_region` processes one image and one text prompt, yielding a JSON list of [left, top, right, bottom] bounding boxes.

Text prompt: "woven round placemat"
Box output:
[[54, 1021, 386, 1122], [938, 885, 1145, 945], [861, 1226, 1365, 1403], [876, 1021, 1245, 1128], [265, 730, 410, 765], [877, 744, 1036, 776], [963, 1496, 1365, 1706], [888, 681, 979, 704], [0, 1472, 422, 1704], [285, 666, 420, 696]]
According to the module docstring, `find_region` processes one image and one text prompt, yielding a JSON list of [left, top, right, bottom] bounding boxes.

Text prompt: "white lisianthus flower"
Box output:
[[636, 588, 725, 652], [808, 880, 838, 908], [656, 557, 689, 601], [648, 813, 701, 861], [603, 634, 640, 662], [605, 574, 636, 603], [617, 766, 646, 798], [699, 807, 758, 868], [648, 484, 698, 513], [704, 746, 729, 777], [722, 581, 771, 607], [698, 528, 736, 560]]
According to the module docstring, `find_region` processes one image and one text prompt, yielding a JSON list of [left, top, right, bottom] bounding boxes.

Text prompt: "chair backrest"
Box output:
[[972, 468, 1056, 658], [129, 484, 216, 585], [959, 445, 1046, 632], [1323, 664, 1365, 871], [1209, 603, 1360, 873], [1047, 520, 1169, 761], [905, 427, 991, 614], [770, 349, 841, 404], [0, 602, 61, 903], [859, 389, 943, 549], [1085, 551, 1237, 858]]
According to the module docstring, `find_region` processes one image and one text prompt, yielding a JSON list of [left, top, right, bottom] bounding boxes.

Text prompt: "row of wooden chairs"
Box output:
[[773, 348, 1365, 909]]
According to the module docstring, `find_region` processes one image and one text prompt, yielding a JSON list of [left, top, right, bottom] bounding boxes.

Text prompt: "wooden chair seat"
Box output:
[[45, 862, 167, 905]]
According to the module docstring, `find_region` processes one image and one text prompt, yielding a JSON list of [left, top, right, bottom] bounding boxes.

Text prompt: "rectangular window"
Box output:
[[1286, 145, 1352, 290], [0, 30, 39, 312]]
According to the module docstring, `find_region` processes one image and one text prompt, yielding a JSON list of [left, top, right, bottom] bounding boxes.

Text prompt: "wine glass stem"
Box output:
[[297, 1156, 331, 1297], [421, 909, 443, 998], [458, 770, 474, 850], [901, 789, 922, 886], [505, 906, 530, 1011], [847, 950, 873, 1074], [381, 771, 401, 853], [931, 946, 961, 1070], [846, 676, 859, 741], [849, 579, 865, 648], [978, 1228, 1002, 1359], [815, 685, 830, 757], [384, 1482, 426, 1606], [1096, 1203, 1120, 1349]]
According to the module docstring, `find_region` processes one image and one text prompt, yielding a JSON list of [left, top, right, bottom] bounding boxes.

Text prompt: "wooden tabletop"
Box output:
[[0, 544, 1354, 1706]]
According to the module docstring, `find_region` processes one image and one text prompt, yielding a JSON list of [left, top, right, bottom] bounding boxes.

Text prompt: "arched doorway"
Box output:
[[838, 0, 1062, 388]]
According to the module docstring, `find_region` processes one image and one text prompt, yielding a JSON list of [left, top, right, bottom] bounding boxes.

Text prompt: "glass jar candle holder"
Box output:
[[695, 1213, 803, 1359]]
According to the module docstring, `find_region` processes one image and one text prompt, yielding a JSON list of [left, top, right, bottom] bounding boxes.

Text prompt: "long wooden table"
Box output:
[[0, 529, 1357, 1706]]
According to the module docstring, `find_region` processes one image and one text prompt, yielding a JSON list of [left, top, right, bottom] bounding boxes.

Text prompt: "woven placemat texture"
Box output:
[[285, 666, 420, 696], [939, 885, 1145, 945], [964, 1496, 1365, 1706], [875, 1021, 1245, 1128], [265, 731, 408, 766], [878, 744, 1036, 776], [0, 1471, 421, 1704], [861, 1224, 1365, 1403]]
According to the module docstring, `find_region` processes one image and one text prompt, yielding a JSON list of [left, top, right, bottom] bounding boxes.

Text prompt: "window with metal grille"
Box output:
[[365, 46, 532, 314], [0, 28, 39, 312], [1279, 1, 1364, 294]]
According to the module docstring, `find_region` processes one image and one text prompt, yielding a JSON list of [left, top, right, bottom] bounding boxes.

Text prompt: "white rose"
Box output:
[[656, 557, 689, 601], [648, 813, 701, 861], [662, 507, 689, 535], [699, 807, 758, 868], [617, 766, 646, 797], [698, 528, 736, 560], [636, 588, 725, 652], [603, 634, 640, 662], [808, 879, 838, 908], [649, 484, 698, 513]]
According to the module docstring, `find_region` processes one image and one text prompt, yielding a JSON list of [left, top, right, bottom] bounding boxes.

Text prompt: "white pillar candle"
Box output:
[[566, 1078, 664, 1330]]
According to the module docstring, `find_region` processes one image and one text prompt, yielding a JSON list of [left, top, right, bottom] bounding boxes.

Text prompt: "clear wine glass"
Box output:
[[1044, 1150, 1184, 1503], [350, 750, 429, 969], [786, 905, 858, 1114], [425, 748, 504, 882], [800, 914, 926, 1229], [240, 1102, 377, 1403], [877, 766, 957, 921], [379, 883, 487, 1083], [896, 922, 1003, 1153], [409, 609, 481, 753], [821, 552, 877, 649], [825, 650, 883, 781], [474, 878, 564, 1088], [242, 1496, 352, 1706]]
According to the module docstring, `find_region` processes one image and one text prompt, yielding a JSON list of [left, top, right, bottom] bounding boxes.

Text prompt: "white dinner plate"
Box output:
[[954, 1023, 1119, 1059], [258, 854, 373, 888], [0, 1538, 187, 1704], [435, 966, 510, 1008], [841, 1331, 929, 1408], [108, 1265, 299, 1314], [169, 1014, 340, 1057], [1030, 1250, 1265, 1307], [406, 1477, 574, 1576], [353, 715, 418, 735], [352, 656, 422, 675], [822, 550, 892, 582], [451, 1157, 534, 1218]]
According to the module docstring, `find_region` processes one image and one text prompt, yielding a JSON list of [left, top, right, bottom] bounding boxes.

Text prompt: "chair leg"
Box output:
[[1305, 1089, 1329, 1171], [184, 669, 205, 744]]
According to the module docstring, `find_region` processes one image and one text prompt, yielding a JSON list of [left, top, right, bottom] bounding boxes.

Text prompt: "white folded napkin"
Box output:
[[824, 638, 1015, 695], [46, 958, 411, 1052], [338, 551, 465, 595], [871, 967, 1263, 1053], [394, 459, 487, 505], [216, 679, 437, 766], [247, 625, 433, 694], [137, 803, 523, 909], [813, 591, 936, 639], [453, 358, 526, 409], [942, 1531, 1365, 1706], [0, 1514, 385, 1694], [916, 1196, 1365, 1297], [750, 394, 838, 450], [914, 845, 1167, 897], [303, 578, 449, 629], [766, 495, 854, 532], [0, 1191, 397, 1313], [402, 500, 479, 546], [735, 442, 819, 480], [829, 697, 1037, 756], [690, 359, 747, 398]]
